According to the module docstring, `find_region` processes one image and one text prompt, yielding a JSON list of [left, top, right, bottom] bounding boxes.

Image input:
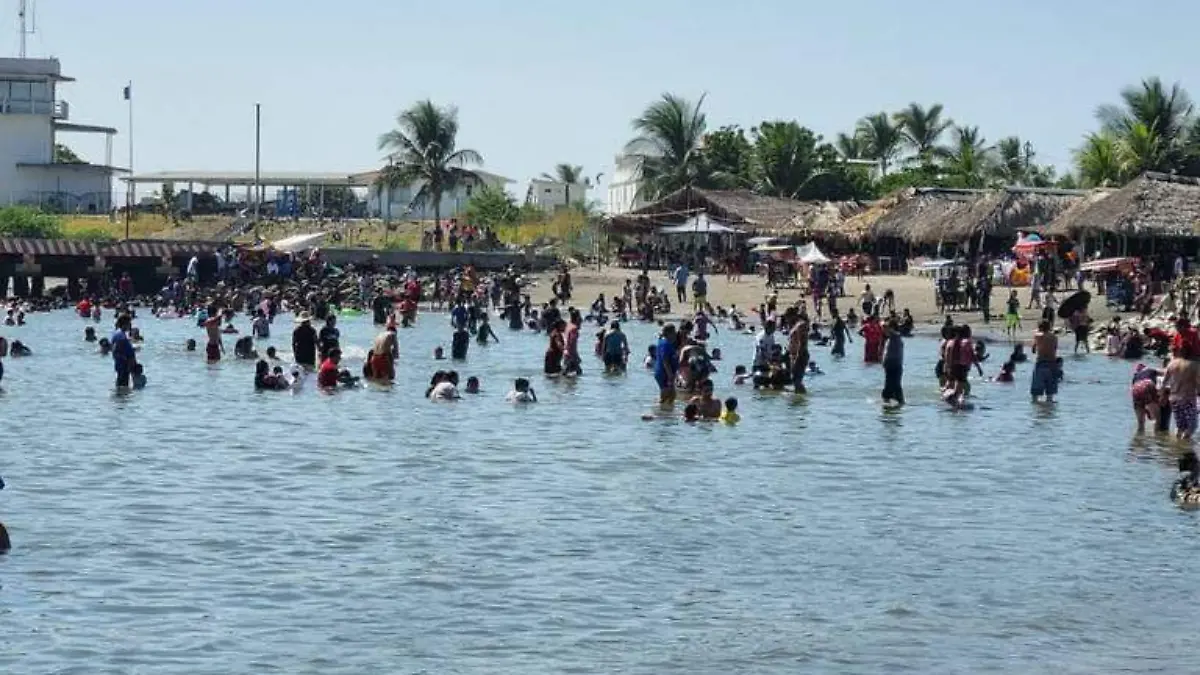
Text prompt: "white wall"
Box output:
[[0, 114, 53, 204], [529, 179, 588, 212], [16, 165, 113, 212], [369, 174, 509, 220], [606, 154, 643, 215]]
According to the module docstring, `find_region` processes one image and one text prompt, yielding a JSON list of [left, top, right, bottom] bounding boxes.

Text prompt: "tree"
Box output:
[[541, 163, 591, 208], [750, 121, 825, 199], [464, 184, 520, 229], [701, 125, 753, 187], [855, 112, 903, 175], [894, 102, 952, 165], [937, 125, 995, 188], [834, 132, 867, 160], [1097, 77, 1194, 172], [625, 93, 710, 201], [53, 143, 84, 164], [1074, 132, 1131, 187], [377, 100, 483, 226]]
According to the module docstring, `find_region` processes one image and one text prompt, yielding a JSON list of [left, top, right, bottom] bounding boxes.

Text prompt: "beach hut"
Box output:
[[1045, 172, 1200, 257]]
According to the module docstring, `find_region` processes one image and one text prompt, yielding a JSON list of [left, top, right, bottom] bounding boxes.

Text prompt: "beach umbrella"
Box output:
[[1057, 290, 1091, 319]]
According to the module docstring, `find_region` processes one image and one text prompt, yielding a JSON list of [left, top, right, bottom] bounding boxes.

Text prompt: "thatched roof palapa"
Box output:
[[870, 187, 1091, 244], [1045, 172, 1200, 238], [608, 187, 865, 239]]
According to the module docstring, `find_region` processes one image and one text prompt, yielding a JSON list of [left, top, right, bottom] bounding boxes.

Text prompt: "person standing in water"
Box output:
[[111, 313, 138, 388], [1164, 348, 1200, 440], [881, 319, 905, 405], [788, 312, 810, 393], [544, 319, 566, 376], [830, 310, 851, 358], [602, 321, 630, 373], [563, 312, 582, 376], [1030, 319, 1058, 403], [860, 314, 884, 363], [655, 324, 680, 404], [292, 312, 318, 369], [202, 307, 223, 362]]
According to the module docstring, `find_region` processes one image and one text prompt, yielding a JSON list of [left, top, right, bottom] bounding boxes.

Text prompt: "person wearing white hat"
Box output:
[[292, 311, 318, 368]]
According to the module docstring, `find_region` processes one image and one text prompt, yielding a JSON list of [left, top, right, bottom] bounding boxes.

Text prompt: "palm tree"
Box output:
[[1074, 132, 1130, 187], [1097, 77, 1194, 171], [894, 103, 952, 165], [835, 132, 867, 160], [625, 93, 709, 201], [855, 112, 903, 175], [541, 163, 591, 209], [938, 125, 995, 188], [993, 136, 1030, 185], [376, 100, 483, 226]]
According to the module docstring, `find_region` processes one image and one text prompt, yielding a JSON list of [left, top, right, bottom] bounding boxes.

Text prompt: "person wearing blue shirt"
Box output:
[[673, 264, 689, 304], [654, 324, 679, 403], [111, 314, 138, 389], [602, 322, 630, 373], [450, 302, 468, 331]]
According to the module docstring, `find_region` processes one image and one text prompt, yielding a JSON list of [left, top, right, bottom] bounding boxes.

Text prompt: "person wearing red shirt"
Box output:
[[1172, 319, 1200, 359], [317, 349, 342, 388]]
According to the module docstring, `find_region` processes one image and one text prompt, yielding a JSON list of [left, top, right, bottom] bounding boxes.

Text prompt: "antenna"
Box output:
[[17, 0, 35, 58]]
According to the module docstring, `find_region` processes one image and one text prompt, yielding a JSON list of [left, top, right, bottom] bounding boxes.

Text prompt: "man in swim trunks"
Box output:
[[1030, 319, 1058, 403], [203, 305, 223, 362], [1164, 348, 1200, 440]]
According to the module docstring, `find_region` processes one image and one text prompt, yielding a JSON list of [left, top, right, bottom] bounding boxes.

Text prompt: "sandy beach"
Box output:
[[529, 265, 1069, 343]]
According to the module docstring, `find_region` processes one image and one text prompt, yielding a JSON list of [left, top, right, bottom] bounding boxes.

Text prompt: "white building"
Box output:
[[0, 57, 120, 213], [355, 168, 514, 221], [526, 178, 588, 212], [606, 154, 644, 215]]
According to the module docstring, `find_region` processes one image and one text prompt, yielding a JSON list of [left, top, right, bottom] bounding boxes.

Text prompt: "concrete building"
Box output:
[[0, 57, 121, 213], [355, 168, 513, 221], [606, 154, 644, 215], [526, 178, 589, 212]]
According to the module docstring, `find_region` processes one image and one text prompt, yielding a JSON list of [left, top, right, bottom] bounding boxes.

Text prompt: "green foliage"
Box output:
[[625, 93, 710, 200], [799, 163, 878, 201], [53, 143, 84, 164], [701, 125, 753, 187], [0, 206, 64, 238], [875, 166, 947, 194], [750, 121, 824, 198], [464, 185, 521, 228], [65, 227, 116, 243]]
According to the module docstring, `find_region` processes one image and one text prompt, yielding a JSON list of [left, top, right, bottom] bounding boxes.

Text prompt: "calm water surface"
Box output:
[[0, 310, 1197, 673]]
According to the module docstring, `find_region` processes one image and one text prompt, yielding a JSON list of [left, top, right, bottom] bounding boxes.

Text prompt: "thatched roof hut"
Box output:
[[1045, 172, 1200, 238], [607, 187, 864, 239], [870, 187, 1090, 244]]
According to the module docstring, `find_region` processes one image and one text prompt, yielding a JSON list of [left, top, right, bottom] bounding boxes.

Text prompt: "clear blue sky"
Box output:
[[13, 0, 1200, 199]]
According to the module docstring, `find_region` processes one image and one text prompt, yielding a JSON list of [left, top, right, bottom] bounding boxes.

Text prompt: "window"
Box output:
[[10, 81, 30, 101]]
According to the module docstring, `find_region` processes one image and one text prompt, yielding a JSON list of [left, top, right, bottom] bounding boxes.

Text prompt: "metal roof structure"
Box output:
[[0, 238, 222, 258], [122, 170, 369, 187], [55, 121, 118, 135]]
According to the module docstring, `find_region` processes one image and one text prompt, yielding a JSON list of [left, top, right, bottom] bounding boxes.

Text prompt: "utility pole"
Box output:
[[253, 103, 261, 229]]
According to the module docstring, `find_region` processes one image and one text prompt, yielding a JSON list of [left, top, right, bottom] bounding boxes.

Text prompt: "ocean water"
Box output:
[[0, 310, 1196, 674]]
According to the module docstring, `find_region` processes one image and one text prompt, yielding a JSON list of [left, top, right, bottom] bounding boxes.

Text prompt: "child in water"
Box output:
[[505, 377, 537, 403], [683, 403, 700, 422], [720, 397, 740, 424], [131, 362, 147, 389], [733, 365, 749, 385], [433, 345, 446, 360], [994, 360, 1015, 383], [644, 345, 656, 369], [465, 376, 481, 394], [185, 338, 197, 352]]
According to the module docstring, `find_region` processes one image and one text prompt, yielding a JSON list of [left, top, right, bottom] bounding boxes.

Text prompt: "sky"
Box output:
[[12, 0, 1200, 203]]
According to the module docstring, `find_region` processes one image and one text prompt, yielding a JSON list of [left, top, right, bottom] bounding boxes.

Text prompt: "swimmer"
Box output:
[[131, 363, 147, 389], [465, 376, 481, 394], [8, 340, 30, 357], [185, 338, 197, 352], [711, 347, 722, 361], [84, 326, 97, 342], [807, 361, 823, 375], [733, 365, 750, 385], [683, 403, 700, 422], [994, 360, 1016, 383], [234, 336, 258, 360], [98, 337, 112, 355], [505, 377, 537, 403], [720, 397, 740, 424], [265, 346, 279, 360], [434, 345, 446, 360], [687, 379, 722, 419]]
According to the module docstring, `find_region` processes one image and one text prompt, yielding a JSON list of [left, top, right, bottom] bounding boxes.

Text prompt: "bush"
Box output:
[[0, 206, 64, 238], [66, 227, 117, 243]]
